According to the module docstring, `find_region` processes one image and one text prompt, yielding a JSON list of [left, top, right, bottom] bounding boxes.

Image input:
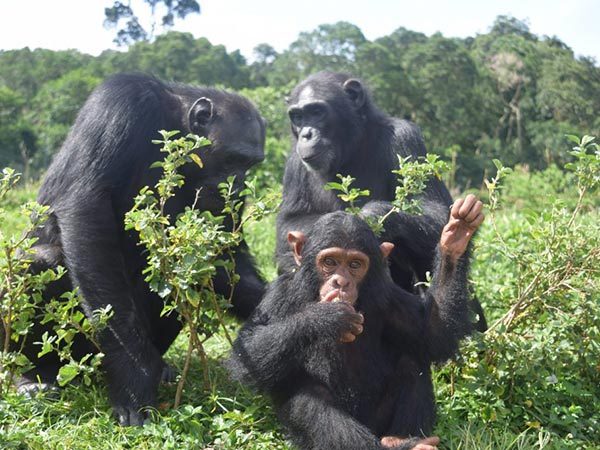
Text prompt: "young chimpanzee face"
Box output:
[[315, 247, 369, 305], [287, 221, 395, 307]]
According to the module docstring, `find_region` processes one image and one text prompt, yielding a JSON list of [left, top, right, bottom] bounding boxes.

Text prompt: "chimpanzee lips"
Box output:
[[322, 289, 353, 304], [299, 150, 322, 164]]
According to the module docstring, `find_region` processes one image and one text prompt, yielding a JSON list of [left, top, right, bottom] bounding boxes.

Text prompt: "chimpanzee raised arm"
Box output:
[[381, 194, 485, 362]]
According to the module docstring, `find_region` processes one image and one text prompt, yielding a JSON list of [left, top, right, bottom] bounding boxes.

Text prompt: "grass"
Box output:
[[1, 183, 599, 449]]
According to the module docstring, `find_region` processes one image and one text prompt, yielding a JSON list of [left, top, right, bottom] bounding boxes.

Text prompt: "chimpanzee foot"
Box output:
[[113, 404, 148, 427], [16, 378, 59, 398]]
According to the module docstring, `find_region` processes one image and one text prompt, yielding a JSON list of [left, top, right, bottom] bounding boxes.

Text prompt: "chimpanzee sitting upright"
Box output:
[[229, 195, 484, 450], [18, 73, 266, 425], [276, 71, 486, 331]]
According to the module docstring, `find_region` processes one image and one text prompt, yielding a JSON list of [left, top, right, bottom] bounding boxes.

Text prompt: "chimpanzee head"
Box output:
[[186, 89, 266, 183], [178, 89, 266, 214], [287, 212, 394, 306], [286, 72, 371, 175]]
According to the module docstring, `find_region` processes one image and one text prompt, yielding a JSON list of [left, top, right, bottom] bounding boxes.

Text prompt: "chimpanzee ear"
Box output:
[[287, 231, 306, 266], [343, 79, 365, 108], [380, 242, 394, 259], [188, 97, 214, 132]]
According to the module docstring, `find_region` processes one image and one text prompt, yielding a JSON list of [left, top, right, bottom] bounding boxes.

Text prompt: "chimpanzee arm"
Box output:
[[422, 250, 472, 361], [279, 384, 419, 450], [228, 278, 361, 391], [56, 188, 163, 425], [212, 240, 265, 320], [381, 250, 470, 363], [384, 195, 484, 362]]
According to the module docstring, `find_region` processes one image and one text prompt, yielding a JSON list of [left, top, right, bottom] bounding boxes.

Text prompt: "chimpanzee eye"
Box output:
[[324, 257, 337, 268], [349, 260, 363, 270], [306, 103, 326, 120], [288, 108, 303, 127]]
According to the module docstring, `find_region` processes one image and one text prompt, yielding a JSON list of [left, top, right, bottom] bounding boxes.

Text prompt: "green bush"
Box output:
[[0, 169, 108, 394], [435, 136, 600, 448]]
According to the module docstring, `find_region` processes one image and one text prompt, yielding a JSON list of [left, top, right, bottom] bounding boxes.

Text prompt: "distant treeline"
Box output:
[[1, 15, 598, 187]]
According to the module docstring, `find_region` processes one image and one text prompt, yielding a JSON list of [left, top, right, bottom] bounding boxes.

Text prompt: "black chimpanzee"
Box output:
[[276, 71, 486, 331], [17, 73, 266, 425], [229, 195, 485, 450]]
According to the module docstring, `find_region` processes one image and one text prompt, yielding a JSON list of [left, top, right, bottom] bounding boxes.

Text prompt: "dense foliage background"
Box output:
[[0, 14, 599, 450], [1, 16, 599, 188]]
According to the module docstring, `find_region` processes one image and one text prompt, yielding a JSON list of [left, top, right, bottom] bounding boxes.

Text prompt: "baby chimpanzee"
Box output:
[[229, 195, 484, 450]]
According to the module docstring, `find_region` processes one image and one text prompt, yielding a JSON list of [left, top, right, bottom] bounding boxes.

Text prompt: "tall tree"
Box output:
[[0, 86, 36, 178], [265, 22, 367, 85], [104, 0, 200, 46]]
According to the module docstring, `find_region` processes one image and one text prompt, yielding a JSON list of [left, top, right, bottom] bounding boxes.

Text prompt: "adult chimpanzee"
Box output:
[[17, 73, 266, 425], [276, 71, 486, 331], [229, 195, 484, 450]]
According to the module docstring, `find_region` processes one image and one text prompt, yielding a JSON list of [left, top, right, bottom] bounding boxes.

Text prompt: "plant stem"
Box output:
[[174, 332, 194, 409]]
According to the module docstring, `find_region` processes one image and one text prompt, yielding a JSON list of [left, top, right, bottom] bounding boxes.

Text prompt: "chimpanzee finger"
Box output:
[[469, 212, 485, 229], [458, 194, 477, 219], [465, 200, 483, 223], [349, 322, 363, 335], [443, 217, 461, 233], [340, 332, 357, 343], [420, 437, 440, 446], [450, 198, 465, 219]]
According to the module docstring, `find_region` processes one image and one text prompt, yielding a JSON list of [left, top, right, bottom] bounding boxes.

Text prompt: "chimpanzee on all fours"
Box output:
[[17, 73, 266, 425], [229, 195, 485, 450], [276, 71, 486, 332]]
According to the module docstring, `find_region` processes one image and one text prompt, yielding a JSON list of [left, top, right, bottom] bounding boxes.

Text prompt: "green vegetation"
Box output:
[[123, 131, 277, 406], [1, 16, 599, 188], [1, 135, 598, 449]]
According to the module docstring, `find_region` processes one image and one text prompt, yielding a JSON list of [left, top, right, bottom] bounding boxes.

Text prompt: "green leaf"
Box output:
[[57, 364, 80, 386], [581, 135, 595, 147], [565, 134, 580, 144], [189, 153, 204, 168], [324, 182, 344, 191]]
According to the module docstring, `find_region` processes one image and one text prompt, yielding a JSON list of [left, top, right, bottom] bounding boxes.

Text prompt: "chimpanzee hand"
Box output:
[[381, 435, 440, 450], [440, 194, 484, 262], [312, 301, 364, 343]]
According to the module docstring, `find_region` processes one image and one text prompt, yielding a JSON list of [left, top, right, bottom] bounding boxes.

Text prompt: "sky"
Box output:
[[1, 0, 599, 64]]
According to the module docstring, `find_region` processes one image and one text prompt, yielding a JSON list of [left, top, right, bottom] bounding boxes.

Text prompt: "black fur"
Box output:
[[229, 212, 472, 450], [18, 73, 266, 425], [276, 71, 486, 331]]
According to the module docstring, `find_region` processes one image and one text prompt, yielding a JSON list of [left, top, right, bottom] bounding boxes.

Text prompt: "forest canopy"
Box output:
[[1, 15, 598, 187]]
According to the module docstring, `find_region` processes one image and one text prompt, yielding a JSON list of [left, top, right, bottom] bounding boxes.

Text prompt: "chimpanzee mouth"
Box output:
[[300, 151, 323, 164], [322, 289, 353, 304]]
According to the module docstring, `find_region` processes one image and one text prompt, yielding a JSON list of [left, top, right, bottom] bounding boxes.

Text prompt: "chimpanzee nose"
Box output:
[[300, 128, 313, 141], [333, 274, 350, 288]]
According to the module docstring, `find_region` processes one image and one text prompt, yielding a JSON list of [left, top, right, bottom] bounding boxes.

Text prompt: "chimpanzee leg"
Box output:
[[383, 359, 436, 438], [278, 384, 385, 450]]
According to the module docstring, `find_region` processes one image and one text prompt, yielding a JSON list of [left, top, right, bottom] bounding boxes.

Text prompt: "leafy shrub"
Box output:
[[0, 169, 108, 393], [124, 130, 278, 406], [435, 136, 600, 448]]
